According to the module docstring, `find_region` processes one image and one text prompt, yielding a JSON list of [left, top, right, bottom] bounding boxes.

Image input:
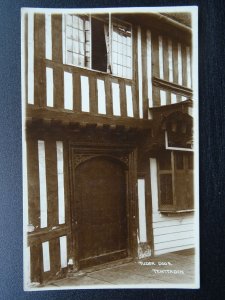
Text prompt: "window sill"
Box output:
[[63, 61, 133, 81], [159, 209, 194, 215]]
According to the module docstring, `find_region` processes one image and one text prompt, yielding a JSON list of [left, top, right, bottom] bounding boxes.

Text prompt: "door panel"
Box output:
[[74, 156, 128, 268]]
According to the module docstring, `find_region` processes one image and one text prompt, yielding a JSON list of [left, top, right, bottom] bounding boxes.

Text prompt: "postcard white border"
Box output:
[[21, 5, 199, 290]]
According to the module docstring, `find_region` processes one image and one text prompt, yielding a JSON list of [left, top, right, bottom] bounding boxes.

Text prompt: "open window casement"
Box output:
[[63, 13, 132, 79], [103, 23, 111, 73], [91, 16, 110, 73]]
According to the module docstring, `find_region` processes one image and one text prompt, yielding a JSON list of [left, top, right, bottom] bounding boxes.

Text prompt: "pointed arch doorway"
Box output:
[[71, 151, 135, 269]]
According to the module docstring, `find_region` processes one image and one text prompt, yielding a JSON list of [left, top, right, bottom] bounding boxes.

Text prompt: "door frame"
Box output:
[[69, 143, 138, 270]]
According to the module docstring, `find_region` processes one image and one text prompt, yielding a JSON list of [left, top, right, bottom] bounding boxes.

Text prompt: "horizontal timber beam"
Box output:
[[26, 106, 153, 130], [27, 224, 69, 247]]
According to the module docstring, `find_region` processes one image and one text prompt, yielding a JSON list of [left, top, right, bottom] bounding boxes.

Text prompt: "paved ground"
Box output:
[[45, 249, 197, 288]]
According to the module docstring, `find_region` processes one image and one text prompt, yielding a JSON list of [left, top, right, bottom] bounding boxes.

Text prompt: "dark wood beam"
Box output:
[[152, 77, 193, 97], [26, 106, 153, 130], [28, 225, 69, 247]]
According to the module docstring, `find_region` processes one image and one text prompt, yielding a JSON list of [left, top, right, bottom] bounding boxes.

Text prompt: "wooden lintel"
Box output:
[[26, 107, 153, 130]]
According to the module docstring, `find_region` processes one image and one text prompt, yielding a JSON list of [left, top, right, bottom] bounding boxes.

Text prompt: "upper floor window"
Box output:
[[65, 15, 91, 68], [64, 14, 132, 79], [112, 22, 132, 78]]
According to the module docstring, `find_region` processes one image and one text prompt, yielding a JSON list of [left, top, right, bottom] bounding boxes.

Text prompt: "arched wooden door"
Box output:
[[74, 156, 128, 268]]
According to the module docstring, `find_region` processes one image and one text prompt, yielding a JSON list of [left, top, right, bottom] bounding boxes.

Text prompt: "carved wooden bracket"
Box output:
[[119, 154, 129, 166]]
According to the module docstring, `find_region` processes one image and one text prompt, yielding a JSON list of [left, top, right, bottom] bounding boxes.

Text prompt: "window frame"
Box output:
[[157, 151, 175, 211], [157, 150, 194, 213], [63, 14, 91, 68], [111, 18, 133, 79], [62, 13, 133, 80]]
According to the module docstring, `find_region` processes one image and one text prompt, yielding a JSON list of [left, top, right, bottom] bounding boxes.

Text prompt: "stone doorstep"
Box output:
[[43, 257, 134, 287], [43, 249, 195, 287], [67, 257, 134, 277]]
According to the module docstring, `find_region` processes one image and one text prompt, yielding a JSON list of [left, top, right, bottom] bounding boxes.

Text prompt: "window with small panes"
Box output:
[[158, 151, 194, 212], [64, 14, 132, 79]]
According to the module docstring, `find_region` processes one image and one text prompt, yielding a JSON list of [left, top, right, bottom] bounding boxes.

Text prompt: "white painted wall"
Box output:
[[97, 79, 106, 114], [160, 90, 166, 106], [56, 141, 65, 225], [60, 236, 68, 268], [64, 71, 73, 110], [45, 13, 52, 60], [137, 179, 147, 243], [27, 12, 34, 104], [158, 35, 164, 79], [125, 85, 134, 117], [171, 93, 177, 104], [178, 42, 183, 86], [112, 82, 121, 116], [150, 158, 195, 256], [186, 46, 192, 88], [46, 67, 54, 107], [168, 38, 173, 82], [38, 140, 48, 228], [81, 76, 90, 112], [137, 26, 143, 119], [146, 30, 152, 109], [42, 241, 50, 272]]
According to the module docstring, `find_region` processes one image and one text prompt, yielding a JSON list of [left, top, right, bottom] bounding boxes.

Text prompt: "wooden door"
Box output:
[[74, 156, 128, 268]]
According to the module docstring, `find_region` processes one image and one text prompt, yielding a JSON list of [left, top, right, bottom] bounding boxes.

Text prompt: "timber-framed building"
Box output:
[[22, 9, 196, 285]]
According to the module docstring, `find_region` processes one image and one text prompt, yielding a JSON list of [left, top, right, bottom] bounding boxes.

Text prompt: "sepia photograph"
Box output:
[[21, 6, 199, 290]]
